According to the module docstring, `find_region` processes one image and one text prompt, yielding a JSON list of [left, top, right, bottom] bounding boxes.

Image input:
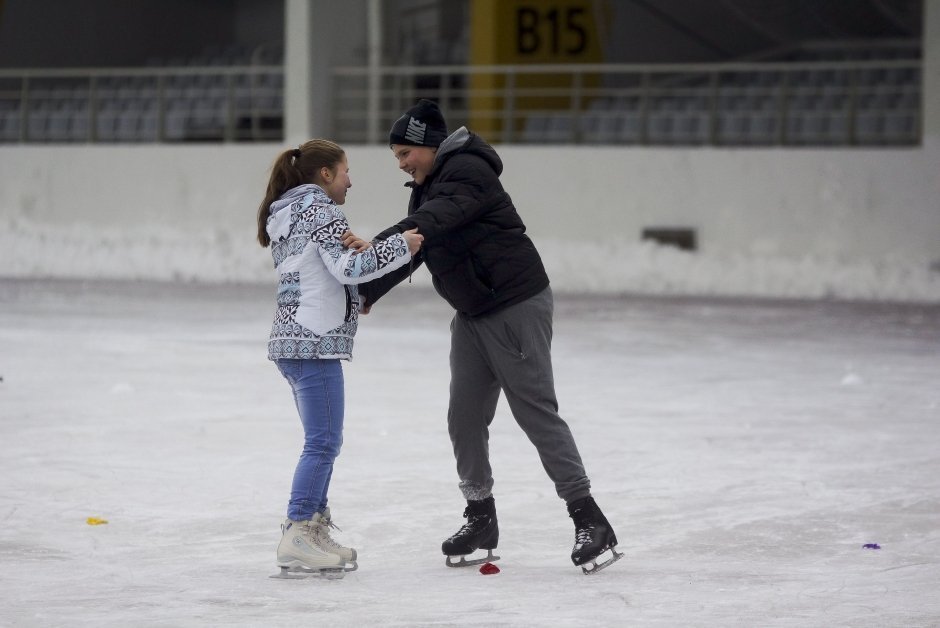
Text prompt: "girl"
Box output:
[[257, 139, 422, 577]]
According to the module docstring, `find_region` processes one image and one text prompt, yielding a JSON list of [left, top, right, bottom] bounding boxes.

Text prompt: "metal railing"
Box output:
[[0, 57, 922, 146], [332, 58, 922, 146]]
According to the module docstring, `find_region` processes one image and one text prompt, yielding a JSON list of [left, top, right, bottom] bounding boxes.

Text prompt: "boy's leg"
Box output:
[[448, 312, 502, 501], [471, 288, 592, 503]]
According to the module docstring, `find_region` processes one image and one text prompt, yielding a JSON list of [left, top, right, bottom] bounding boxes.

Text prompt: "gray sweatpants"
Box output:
[[447, 286, 592, 504]]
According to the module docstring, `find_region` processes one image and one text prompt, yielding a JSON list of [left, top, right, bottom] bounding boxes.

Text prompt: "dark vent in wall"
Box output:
[[642, 227, 697, 251]]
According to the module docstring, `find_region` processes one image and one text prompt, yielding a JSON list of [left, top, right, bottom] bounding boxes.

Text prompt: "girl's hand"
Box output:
[[341, 230, 372, 253]]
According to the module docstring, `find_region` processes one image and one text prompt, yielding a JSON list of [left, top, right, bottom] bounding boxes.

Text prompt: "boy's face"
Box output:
[[391, 144, 437, 185]]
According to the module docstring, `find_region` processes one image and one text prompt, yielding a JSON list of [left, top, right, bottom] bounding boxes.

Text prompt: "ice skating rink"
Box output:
[[1, 278, 938, 627]]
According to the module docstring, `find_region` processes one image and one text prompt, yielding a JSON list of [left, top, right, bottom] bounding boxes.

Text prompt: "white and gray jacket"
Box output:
[[266, 184, 411, 360]]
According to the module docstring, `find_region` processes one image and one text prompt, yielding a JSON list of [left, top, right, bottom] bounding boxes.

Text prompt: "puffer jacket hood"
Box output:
[[431, 126, 503, 178]]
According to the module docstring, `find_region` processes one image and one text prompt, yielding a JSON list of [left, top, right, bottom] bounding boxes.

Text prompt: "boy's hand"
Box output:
[[403, 228, 424, 256]]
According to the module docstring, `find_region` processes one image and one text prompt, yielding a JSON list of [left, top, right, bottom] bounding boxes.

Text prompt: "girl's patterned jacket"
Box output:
[[266, 184, 411, 360]]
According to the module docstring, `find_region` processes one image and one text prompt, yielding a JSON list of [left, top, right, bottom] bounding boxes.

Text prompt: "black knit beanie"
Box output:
[[388, 99, 448, 148]]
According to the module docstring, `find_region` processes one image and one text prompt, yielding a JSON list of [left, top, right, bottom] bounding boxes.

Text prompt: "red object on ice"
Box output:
[[479, 562, 500, 575]]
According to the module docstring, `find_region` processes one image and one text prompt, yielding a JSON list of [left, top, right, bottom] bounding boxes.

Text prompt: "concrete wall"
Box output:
[[1, 140, 938, 301]]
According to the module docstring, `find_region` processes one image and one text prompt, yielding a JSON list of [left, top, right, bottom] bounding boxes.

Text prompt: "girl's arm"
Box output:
[[313, 212, 412, 286]]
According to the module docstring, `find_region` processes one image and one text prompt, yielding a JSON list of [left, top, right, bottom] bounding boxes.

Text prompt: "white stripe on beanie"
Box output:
[[404, 117, 426, 144]]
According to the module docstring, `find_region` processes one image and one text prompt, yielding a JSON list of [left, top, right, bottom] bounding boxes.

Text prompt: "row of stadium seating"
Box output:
[[0, 74, 283, 142], [0, 44, 283, 142], [2, 91, 917, 145], [520, 79, 920, 145], [524, 106, 918, 145], [0, 45, 921, 145]]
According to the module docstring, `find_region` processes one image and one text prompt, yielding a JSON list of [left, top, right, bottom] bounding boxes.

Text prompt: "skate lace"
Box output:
[[296, 520, 321, 547], [316, 517, 348, 552], [572, 508, 596, 547], [454, 508, 485, 536], [455, 521, 476, 536], [323, 517, 343, 533], [575, 523, 595, 546], [299, 520, 317, 538]]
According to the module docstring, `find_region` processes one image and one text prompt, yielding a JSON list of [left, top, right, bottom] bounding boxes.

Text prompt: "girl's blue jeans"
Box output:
[[275, 358, 345, 521]]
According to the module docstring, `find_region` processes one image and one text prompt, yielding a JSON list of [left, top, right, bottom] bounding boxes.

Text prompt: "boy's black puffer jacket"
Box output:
[[360, 127, 549, 317]]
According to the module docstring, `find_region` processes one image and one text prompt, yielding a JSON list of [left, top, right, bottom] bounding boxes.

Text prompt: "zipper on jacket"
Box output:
[[470, 253, 496, 298], [344, 286, 353, 321]]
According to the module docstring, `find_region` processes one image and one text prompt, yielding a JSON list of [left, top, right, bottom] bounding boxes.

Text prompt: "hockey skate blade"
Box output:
[[270, 566, 346, 580], [580, 547, 624, 575], [445, 548, 500, 568]]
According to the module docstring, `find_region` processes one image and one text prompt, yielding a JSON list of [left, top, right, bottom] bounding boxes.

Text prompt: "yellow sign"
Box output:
[[470, 0, 608, 138], [474, 0, 605, 63]]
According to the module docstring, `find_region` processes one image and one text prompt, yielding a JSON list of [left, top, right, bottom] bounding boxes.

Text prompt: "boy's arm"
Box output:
[[358, 252, 424, 308]]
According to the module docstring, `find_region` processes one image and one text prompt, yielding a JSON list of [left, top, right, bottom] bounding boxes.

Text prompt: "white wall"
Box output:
[[1, 141, 938, 302], [499, 143, 940, 262]]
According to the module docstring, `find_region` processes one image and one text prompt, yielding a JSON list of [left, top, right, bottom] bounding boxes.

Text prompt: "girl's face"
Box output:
[[322, 156, 351, 205], [391, 144, 437, 185]]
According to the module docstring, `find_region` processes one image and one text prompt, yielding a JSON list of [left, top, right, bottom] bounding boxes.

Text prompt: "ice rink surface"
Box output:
[[1, 278, 938, 627]]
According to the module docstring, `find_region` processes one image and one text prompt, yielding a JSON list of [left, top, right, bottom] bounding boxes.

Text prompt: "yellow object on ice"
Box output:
[[86, 517, 109, 525]]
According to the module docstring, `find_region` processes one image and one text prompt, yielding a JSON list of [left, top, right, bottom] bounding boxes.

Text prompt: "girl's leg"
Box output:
[[276, 358, 345, 520]]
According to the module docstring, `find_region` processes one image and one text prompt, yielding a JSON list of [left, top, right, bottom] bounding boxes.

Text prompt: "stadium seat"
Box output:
[[69, 107, 90, 141], [616, 111, 641, 143], [882, 112, 917, 143], [26, 105, 52, 141], [0, 110, 21, 141], [47, 106, 72, 141]]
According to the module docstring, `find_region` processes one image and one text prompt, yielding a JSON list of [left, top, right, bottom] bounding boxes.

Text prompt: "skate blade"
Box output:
[[580, 546, 624, 575], [270, 566, 347, 580], [445, 548, 501, 568]]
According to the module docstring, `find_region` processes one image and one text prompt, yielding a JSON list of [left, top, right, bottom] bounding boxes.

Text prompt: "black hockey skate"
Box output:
[[568, 496, 623, 575], [442, 496, 500, 568]]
